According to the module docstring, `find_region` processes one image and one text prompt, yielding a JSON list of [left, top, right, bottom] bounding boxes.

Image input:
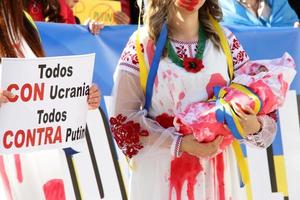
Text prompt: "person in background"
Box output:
[[288, 0, 300, 26], [114, 0, 141, 25], [62, 0, 104, 34], [25, 0, 104, 35], [220, 0, 299, 27], [25, 0, 63, 22], [0, 0, 101, 199]]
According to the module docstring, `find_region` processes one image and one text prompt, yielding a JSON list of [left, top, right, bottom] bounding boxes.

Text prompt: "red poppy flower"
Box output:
[[182, 57, 205, 73]]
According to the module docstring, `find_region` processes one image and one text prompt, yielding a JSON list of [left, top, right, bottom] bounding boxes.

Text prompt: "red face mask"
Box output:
[[178, 0, 200, 11]]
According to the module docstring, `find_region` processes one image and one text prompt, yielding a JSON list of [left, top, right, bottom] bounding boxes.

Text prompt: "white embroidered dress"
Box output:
[[110, 27, 276, 200]]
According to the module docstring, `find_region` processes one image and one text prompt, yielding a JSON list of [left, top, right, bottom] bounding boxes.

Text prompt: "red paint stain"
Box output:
[[14, 154, 23, 183], [249, 80, 277, 114], [206, 73, 227, 99], [169, 153, 202, 200], [160, 100, 164, 106], [176, 101, 182, 110], [278, 74, 288, 101], [178, 0, 200, 11], [155, 114, 203, 200], [146, 39, 155, 67], [163, 72, 167, 79], [216, 153, 225, 200], [154, 76, 159, 91], [179, 92, 185, 100], [156, 113, 174, 129], [43, 179, 66, 200], [0, 156, 13, 200]]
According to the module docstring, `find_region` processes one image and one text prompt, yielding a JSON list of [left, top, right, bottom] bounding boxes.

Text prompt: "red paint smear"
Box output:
[[154, 76, 159, 91], [156, 113, 175, 129], [169, 153, 202, 200], [155, 114, 203, 200], [249, 80, 277, 114], [179, 92, 185, 100], [14, 154, 23, 183], [0, 156, 13, 200], [206, 73, 227, 99], [146, 39, 155, 67], [216, 153, 225, 200], [43, 179, 66, 200], [163, 72, 167, 79], [176, 101, 182, 110], [278, 74, 288, 100], [178, 0, 199, 11]]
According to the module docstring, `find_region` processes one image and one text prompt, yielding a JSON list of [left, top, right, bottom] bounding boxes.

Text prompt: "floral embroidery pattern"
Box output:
[[110, 114, 149, 158], [232, 49, 248, 67], [119, 39, 144, 72], [119, 36, 199, 73], [225, 29, 250, 69], [175, 45, 188, 59], [231, 38, 240, 50]]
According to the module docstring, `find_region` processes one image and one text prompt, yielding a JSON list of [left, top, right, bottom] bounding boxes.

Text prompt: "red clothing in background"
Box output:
[[120, 0, 141, 24], [28, 1, 45, 21], [120, 0, 131, 18], [59, 0, 76, 24]]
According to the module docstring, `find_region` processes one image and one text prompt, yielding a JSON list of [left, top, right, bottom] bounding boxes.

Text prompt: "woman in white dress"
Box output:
[[110, 0, 279, 199]]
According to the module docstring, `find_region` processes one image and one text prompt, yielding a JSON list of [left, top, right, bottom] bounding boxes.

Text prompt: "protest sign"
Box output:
[[74, 0, 121, 25], [0, 54, 95, 154]]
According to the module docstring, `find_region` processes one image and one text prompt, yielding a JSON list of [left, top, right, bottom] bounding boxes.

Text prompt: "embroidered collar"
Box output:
[[166, 24, 206, 73]]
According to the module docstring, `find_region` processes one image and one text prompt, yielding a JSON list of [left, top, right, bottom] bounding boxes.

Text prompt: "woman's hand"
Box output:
[[86, 19, 104, 35], [231, 102, 261, 136], [88, 84, 101, 110], [180, 135, 223, 158], [0, 90, 14, 107], [0, 90, 15, 107]]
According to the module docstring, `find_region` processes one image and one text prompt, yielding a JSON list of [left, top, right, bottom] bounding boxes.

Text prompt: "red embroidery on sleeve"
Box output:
[[231, 38, 240, 50], [119, 39, 144, 72], [110, 114, 149, 158]]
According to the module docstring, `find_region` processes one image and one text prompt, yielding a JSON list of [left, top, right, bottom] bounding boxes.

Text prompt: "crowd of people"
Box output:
[[22, 0, 300, 28], [0, 0, 299, 200]]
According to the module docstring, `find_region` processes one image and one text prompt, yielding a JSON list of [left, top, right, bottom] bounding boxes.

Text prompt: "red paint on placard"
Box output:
[[43, 179, 66, 200], [14, 154, 23, 183], [0, 156, 13, 200]]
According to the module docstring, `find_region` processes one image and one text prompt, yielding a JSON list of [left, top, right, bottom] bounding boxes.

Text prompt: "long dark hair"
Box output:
[[0, 0, 44, 58]]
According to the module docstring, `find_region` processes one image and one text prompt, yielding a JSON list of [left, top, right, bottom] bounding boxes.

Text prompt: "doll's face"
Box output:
[[175, 0, 206, 12]]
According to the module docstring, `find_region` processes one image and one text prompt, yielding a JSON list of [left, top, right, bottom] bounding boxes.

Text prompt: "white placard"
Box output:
[[0, 54, 95, 154]]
